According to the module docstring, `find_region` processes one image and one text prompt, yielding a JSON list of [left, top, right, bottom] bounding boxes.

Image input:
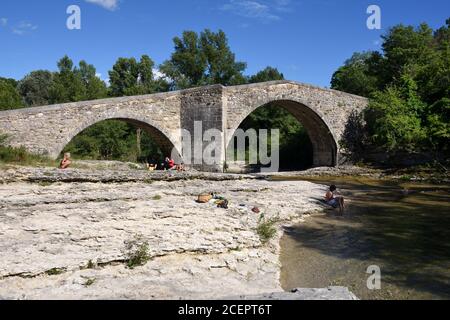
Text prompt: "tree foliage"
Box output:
[[334, 18, 450, 160], [109, 55, 168, 97], [160, 29, 247, 89], [0, 78, 23, 110], [18, 70, 53, 107], [48, 55, 108, 104]]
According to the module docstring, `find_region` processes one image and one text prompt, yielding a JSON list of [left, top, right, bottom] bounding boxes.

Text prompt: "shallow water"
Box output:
[[278, 176, 450, 300]]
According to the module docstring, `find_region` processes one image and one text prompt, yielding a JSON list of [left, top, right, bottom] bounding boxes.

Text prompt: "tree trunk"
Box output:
[[136, 128, 142, 160]]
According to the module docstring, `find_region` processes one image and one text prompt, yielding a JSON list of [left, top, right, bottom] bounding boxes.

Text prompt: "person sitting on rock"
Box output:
[[162, 157, 176, 170], [59, 153, 72, 170], [325, 185, 345, 215], [146, 163, 158, 171]]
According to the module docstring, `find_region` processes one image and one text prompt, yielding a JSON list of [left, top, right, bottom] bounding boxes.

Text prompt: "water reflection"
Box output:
[[278, 177, 450, 300]]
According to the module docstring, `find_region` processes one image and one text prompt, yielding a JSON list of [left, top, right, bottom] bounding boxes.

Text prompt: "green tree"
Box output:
[[160, 29, 246, 89], [382, 24, 435, 82], [200, 29, 247, 86], [18, 70, 54, 107], [109, 55, 168, 97], [64, 120, 136, 161], [0, 77, 19, 88], [331, 52, 380, 97], [364, 76, 426, 153], [49, 56, 86, 103], [425, 98, 450, 153], [77, 61, 108, 100], [332, 18, 450, 162], [0, 78, 23, 110], [249, 67, 284, 83]]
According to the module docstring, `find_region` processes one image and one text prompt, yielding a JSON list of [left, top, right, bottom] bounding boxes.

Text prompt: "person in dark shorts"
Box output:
[[325, 185, 345, 215]]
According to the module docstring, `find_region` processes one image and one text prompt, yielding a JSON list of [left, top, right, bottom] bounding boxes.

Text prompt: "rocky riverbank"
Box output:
[[0, 164, 357, 300], [259, 165, 450, 184]]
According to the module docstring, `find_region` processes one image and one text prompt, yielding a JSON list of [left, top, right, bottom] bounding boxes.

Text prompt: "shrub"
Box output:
[[256, 215, 278, 244], [124, 235, 151, 269], [0, 133, 56, 166], [84, 278, 96, 287], [46, 268, 66, 276]]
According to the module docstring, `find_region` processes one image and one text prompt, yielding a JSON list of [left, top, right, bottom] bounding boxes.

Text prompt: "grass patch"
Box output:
[[84, 278, 96, 287], [46, 268, 66, 276], [38, 181, 53, 187], [84, 260, 96, 269], [124, 235, 151, 269], [0, 133, 57, 167], [256, 215, 279, 244]]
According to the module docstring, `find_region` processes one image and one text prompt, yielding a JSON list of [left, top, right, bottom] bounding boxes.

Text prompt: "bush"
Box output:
[[0, 133, 56, 166], [124, 235, 151, 269], [257, 215, 278, 244]]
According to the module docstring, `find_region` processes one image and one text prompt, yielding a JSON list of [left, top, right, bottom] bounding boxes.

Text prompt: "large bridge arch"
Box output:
[[223, 81, 368, 168], [225, 99, 338, 167]]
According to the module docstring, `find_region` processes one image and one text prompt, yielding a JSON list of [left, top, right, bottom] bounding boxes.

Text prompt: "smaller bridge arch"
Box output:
[[55, 116, 181, 161]]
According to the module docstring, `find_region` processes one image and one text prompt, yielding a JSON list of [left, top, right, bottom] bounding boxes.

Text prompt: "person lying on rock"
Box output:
[[325, 185, 345, 215], [59, 153, 72, 170]]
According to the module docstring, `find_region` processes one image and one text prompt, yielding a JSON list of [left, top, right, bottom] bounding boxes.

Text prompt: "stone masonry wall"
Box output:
[[0, 81, 368, 171]]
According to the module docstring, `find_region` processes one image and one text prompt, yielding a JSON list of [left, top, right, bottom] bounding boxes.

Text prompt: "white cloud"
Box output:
[[221, 0, 293, 22], [221, 0, 279, 21], [85, 0, 119, 11], [273, 0, 292, 12], [12, 21, 38, 35], [0, 18, 7, 27]]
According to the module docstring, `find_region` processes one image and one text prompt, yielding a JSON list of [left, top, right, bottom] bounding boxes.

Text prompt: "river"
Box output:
[[278, 176, 450, 300]]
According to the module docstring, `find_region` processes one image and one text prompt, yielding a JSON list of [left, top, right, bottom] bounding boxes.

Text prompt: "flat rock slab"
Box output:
[[0, 166, 259, 184], [0, 176, 337, 299]]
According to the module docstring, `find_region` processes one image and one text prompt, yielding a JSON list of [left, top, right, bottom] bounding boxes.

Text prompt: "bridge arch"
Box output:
[[226, 99, 338, 168], [54, 115, 182, 161]]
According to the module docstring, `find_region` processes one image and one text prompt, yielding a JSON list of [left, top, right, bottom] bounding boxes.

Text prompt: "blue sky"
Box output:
[[1, 0, 449, 87]]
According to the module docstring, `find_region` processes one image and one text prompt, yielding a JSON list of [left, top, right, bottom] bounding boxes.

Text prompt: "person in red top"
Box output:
[[163, 157, 176, 170], [168, 158, 175, 169]]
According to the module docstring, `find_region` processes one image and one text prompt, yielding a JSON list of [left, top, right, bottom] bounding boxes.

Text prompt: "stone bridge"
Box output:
[[0, 81, 368, 172]]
